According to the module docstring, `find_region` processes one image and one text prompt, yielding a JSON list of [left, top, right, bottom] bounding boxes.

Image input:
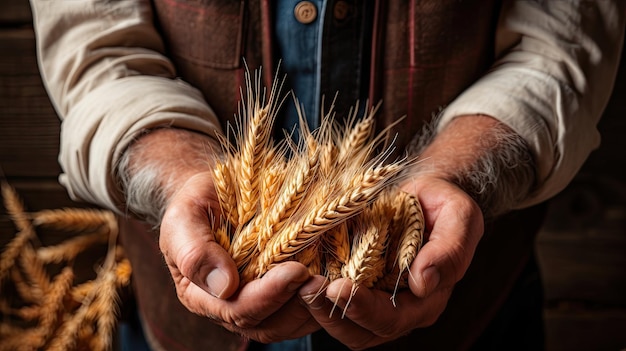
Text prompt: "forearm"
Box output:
[[409, 114, 535, 219], [118, 128, 221, 225], [31, 0, 223, 212]]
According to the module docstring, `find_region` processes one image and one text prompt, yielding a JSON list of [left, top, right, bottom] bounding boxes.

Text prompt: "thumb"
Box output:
[[159, 174, 240, 300], [408, 212, 483, 299]]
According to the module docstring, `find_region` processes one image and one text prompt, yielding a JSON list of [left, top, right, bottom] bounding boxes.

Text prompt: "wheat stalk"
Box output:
[[31, 208, 114, 233]]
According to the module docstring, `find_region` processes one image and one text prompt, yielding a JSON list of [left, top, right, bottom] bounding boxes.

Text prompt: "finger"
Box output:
[[300, 278, 384, 350], [300, 276, 379, 349], [160, 173, 239, 300], [227, 295, 321, 343], [301, 278, 452, 350], [216, 261, 311, 329], [408, 203, 482, 298], [327, 279, 451, 333]]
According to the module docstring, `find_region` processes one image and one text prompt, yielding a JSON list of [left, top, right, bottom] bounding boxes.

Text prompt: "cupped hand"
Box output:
[[298, 175, 484, 350], [159, 172, 321, 343]]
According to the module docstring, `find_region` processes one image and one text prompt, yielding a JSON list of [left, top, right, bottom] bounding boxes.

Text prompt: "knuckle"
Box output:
[[231, 313, 262, 329], [175, 245, 205, 278]]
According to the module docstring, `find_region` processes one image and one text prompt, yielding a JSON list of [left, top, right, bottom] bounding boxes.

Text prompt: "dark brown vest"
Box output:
[[120, 1, 546, 350]]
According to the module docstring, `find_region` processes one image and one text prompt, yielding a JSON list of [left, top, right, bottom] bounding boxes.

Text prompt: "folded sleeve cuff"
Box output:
[[438, 65, 601, 208], [58, 75, 222, 212]]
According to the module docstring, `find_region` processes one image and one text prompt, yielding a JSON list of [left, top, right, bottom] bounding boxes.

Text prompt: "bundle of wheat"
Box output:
[[210, 72, 425, 303], [0, 182, 130, 351]]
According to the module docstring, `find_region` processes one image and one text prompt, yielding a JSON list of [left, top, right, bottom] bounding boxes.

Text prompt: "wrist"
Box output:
[[117, 127, 219, 224], [408, 115, 535, 218]]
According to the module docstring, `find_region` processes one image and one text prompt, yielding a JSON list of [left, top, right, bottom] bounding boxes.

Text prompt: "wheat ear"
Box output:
[[323, 222, 350, 281], [0, 227, 33, 284], [33, 266, 74, 349], [255, 163, 402, 277], [88, 268, 119, 351], [31, 208, 114, 233], [236, 69, 286, 225], [19, 243, 51, 301], [262, 145, 320, 236], [212, 159, 239, 227], [1, 181, 30, 232], [9, 266, 38, 304], [396, 192, 424, 275], [337, 215, 388, 318], [336, 104, 377, 165], [230, 146, 320, 271], [36, 229, 109, 264]]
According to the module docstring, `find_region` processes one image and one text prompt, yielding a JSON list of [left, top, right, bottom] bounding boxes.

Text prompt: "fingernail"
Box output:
[[420, 266, 440, 297], [301, 294, 324, 310], [206, 269, 229, 298]]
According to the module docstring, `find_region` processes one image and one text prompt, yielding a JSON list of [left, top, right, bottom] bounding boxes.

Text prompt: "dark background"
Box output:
[[1, 1, 625, 349]]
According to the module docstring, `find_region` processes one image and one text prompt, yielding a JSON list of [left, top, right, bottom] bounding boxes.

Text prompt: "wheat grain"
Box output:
[[259, 160, 285, 214]]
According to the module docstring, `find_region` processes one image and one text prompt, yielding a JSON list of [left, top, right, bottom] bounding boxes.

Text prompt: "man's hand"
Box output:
[[298, 176, 484, 350], [124, 128, 320, 343], [296, 115, 531, 349]]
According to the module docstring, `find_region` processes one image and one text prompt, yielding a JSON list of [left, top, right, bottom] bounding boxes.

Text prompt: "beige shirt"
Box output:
[[30, 0, 625, 213]]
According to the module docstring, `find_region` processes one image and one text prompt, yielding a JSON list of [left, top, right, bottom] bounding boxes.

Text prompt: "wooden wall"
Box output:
[[1, 1, 625, 350]]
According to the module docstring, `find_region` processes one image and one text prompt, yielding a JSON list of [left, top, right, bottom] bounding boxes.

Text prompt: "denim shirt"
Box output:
[[274, 0, 373, 134]]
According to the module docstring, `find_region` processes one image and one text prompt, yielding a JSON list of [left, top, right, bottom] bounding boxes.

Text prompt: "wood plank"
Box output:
[[0, 179, 97, 246], [0, 28, 62, 178], [1, 180, 111, 285], [536, 174, 626, 305], [544, 307, 626, 351], [0, 0, 33, 25]]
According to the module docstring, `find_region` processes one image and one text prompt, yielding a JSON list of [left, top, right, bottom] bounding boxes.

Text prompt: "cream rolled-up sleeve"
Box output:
[[438, 0, 625, 208], [30, 0, 222, 212]]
